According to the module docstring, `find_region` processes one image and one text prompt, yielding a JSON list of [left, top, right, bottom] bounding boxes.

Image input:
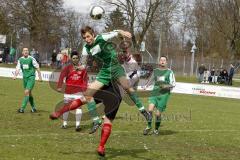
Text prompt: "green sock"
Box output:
[[129, 92, 144, 111], [155, 115, 161, 130], [29, 96, 36, 109], [21, 96, 29, 110], [87, 101, 101, 123], [147, 112, 153, 128]]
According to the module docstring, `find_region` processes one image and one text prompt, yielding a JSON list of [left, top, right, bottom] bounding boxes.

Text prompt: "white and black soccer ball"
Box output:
[[90, 6, 105, 20]]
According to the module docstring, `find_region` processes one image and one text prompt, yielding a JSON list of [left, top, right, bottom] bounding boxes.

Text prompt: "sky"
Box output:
[[63, 0, 194, 42], [63, 0, 106, 32], [63, 0, 97, 13]]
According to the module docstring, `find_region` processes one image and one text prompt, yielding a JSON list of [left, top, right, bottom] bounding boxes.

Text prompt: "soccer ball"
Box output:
[[90, 6, 105, 20]]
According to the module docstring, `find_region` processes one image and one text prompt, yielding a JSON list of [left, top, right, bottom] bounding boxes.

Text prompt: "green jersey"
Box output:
[[150, 68, 175, 95], [81, 31, 120, 69], [16, 56, 39, 78], [10, 47, 16, 56]]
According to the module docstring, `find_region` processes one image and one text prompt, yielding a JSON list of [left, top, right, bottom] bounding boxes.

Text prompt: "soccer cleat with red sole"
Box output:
[[97, 146, 105, 157], [49, 112, 60, 120]]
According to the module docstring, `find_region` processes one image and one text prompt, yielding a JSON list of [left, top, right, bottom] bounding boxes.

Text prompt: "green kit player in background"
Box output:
[[13, 48, 42, 113], [143, 56, 176, 135]]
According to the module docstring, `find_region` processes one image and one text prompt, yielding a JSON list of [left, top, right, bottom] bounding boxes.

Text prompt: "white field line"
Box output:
[[0, 130, 239, 138]]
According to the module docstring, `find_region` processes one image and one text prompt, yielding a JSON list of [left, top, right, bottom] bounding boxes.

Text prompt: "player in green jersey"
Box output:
[[13, 48, 42, 113], [50, 26, 151, 126], [81, 26, 150, 120], [143, 56, 176, 135]]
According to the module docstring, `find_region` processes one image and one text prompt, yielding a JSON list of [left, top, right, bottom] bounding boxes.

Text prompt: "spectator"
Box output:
[[56, 51, 62, 69], [51, 49, 57, 68], [35, 50, 41, 67], [219, 68, 223, 82], [203, 69, 210, 83], [216, 68, 221, 83], [219, 68, 224, 82], [219, 69, 229, 84], [210, 67, 218, 84], [198, 64, 205, 83], [30, 48, 36, 58], [3, 46, 10, 63], [228, 64, 235, 86], [223, 69, 228, 84], [9, 47, 16, 64], [61, 51, 69, 67], [30, 48, 40, 66]]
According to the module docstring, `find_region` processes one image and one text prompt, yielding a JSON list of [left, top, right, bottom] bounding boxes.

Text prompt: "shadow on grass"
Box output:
[[14, 109, 49, 114], [20, 109, 49, 116], [58, 130, 177, 159], [159, 129, 178, 135], [59, 124, 91, 132], [70, 148, 151, 160], [35, 109, 50, 113], [105, 148, 151, 160], [143, 129, 177, 136], [113, 116, 125, 120]]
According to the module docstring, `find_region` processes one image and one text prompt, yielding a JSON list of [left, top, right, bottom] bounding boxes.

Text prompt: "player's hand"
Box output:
[[39, 77, 43, 82], [119, 30, 132, 39]]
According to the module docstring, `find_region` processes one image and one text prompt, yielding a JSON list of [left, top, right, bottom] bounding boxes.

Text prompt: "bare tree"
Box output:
[[105, 7, 127, 32], [0, 8, 11, 36], [191, 0, 240, 59], [1, 0, 64, 52], [102, 0, 164, 50], [209, 0, 240, 58], [61, 10, 86, 50]]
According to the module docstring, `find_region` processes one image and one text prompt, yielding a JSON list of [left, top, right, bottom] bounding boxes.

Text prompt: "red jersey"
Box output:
[[57, 64, 88, 94]]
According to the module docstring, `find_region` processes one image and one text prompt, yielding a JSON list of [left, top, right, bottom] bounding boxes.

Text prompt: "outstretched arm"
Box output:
[[102, 30, 132, 41], [80, 47, 88, 69]]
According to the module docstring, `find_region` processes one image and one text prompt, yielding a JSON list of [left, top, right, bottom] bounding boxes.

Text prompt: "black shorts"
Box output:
[[93, 82, 122, 120]]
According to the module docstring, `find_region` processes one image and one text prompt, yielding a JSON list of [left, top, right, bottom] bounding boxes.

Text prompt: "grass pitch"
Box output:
[[0, 77, 240, 160]]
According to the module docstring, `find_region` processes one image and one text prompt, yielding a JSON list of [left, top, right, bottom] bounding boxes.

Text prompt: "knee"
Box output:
[[104, 117, 112, 124], [24, 90, 30, 96], [72, 99, 82, 106], [85, 96, 92, 103], [148, 108, 154, 112], [155, 111, 161, 117], [126, 87, 135, 94], [120, 81, 130, 91]]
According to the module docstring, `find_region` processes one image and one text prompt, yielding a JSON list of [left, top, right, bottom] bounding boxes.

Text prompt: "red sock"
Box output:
[[99, 123, 112, 147], [56, 99, 83, 117]]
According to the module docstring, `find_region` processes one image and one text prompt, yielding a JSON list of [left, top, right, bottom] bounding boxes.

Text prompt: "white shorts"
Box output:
[[63, 92, 86, 104]]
